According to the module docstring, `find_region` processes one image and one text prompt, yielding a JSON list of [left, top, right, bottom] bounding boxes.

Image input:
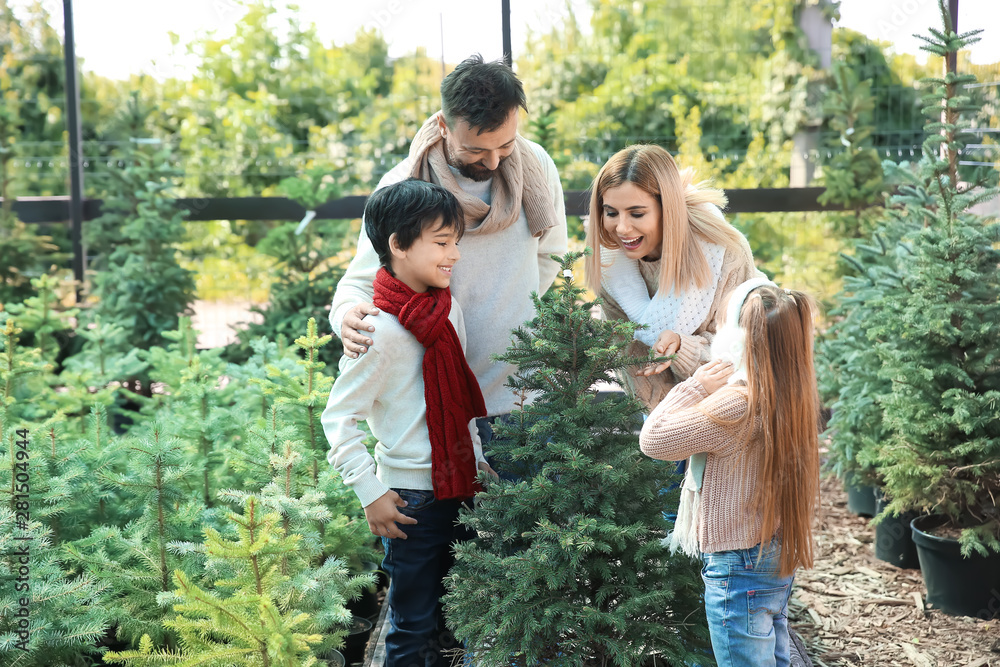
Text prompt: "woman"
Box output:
[[585, 144, 759, 412]]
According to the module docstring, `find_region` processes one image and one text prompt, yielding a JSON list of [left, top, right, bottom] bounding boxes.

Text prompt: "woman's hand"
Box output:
[[635, 329, 681, 377], [693, 359, 734, 394]]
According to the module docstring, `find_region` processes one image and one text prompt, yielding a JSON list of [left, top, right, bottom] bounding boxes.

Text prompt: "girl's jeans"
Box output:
[[382, 489, 473, 667], [700, 539, 795, 667]]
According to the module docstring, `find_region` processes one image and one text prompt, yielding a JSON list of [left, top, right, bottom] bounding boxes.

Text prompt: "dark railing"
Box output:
[[9, 187, 843, 225]]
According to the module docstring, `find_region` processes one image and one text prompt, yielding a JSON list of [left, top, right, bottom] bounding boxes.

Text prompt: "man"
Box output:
[[330, 53, 568, 428]]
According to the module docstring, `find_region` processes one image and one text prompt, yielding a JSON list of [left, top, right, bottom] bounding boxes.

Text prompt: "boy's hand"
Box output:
[[693, 360, 734, 395], [478, 460, 499, 481], [636, 329, 680, 377], [342, 302, 380, 358], [364, 490, 417, 539]]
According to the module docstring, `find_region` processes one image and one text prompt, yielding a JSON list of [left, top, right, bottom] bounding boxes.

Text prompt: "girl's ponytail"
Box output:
[[742, 287, 820, 577]]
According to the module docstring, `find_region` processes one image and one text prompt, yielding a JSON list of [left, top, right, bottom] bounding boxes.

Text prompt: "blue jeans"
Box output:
[[382, 489, 474, 667], [701, 539, 794, 667]]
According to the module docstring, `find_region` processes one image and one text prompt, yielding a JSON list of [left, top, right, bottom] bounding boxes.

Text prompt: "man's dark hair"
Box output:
[[364, 178, 465, 271], [441, 54, 527, 134]]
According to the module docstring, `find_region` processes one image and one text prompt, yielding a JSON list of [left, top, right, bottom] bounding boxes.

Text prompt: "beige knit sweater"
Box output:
[[639, 376, 769, 553], [598, 235, 758, 413]]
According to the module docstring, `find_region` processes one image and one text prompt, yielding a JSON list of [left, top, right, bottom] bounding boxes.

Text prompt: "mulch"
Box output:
[[789, 474, 1000, 666]]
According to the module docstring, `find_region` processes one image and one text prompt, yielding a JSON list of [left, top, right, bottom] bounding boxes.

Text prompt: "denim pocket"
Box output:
[[394, 488, 436, 515], [700, 553, 730, 588], [747, 585, 789, 637]]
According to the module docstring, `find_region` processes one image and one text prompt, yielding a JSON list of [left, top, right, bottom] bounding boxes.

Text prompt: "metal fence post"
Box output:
[[63, 0, 86, 303]]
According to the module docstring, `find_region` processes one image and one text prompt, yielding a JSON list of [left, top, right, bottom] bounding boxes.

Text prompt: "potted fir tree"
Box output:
[[843, 1, 1000, 616]]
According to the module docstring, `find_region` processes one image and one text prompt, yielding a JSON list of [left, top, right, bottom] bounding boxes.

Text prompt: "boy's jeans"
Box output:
[[700, 539, 795, 667], [382, 488, 473, 667]]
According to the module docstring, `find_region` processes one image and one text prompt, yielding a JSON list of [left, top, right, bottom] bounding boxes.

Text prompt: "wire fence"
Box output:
[[4, 0, 999, 345]]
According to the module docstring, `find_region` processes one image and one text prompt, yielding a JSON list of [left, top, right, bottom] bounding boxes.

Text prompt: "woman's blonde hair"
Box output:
[[584, 144, 746, 295], [738, 285, 820, 577]]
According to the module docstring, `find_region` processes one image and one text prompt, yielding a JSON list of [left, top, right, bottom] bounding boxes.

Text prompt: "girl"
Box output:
[[638, 278, 820, 667], [585, 144, 760, 413]]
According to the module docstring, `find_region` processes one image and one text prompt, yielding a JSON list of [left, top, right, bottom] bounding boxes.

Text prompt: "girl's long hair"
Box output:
[[584, 144, 746, 295], [740, 285, 820, 576]]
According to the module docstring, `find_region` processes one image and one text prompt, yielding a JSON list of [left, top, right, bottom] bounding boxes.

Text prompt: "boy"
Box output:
[[321, 178, 494, 666]]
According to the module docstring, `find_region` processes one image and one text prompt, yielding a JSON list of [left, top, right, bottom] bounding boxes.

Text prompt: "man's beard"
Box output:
[[444, 143, 504, 182], [458, 161, 494, 181]]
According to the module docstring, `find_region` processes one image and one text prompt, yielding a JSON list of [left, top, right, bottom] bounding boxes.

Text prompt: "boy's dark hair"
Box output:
[[441, 54, 527, 134], [364, 178, 465, 271]]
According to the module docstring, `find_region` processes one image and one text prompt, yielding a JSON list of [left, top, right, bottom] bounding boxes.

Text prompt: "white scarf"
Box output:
[[668, 276, 776, 558], [600, 231, 727, 348]]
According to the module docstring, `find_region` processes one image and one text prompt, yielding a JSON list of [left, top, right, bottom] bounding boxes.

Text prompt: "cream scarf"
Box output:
[[600, 232, 727, 348], [407, 111, 558, 238]]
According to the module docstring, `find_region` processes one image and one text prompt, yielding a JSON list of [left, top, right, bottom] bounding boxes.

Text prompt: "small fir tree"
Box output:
[[59, 316, 146, 421], [251, 318, 335, 484], [219, 437, 374, 655], [444, 252, 711, 666], [64, 420, 206, 647], [86, 141, 196, 356], [0, 508, 112, 666], [144, 318, 237, 508], [103, 496, 325, 667], [1, 274, 77, 364]]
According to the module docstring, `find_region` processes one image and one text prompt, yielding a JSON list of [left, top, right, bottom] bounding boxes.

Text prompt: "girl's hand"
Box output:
[[693, 359, 734, 394], [636, 329, 681, 377], [363, 490, 418, 540]]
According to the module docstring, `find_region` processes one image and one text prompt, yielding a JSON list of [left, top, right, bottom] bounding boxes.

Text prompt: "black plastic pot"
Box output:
[[910, 515, 1000, 618], [843, 475, 877, 517], [346, 585, 380, 622], [341, 615, 374, 665], [321, 649, 346, 667], [873, 492, 920, 569]]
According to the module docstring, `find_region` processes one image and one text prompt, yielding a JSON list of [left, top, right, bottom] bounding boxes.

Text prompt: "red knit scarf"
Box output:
[[372, 267, 487, 500]]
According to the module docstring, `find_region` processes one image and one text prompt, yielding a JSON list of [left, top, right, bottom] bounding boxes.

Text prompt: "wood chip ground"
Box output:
[[790, 473, 1000, 666]]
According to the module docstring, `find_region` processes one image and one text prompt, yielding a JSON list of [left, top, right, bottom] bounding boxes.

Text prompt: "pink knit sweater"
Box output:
[[639, 376, 770, 554]]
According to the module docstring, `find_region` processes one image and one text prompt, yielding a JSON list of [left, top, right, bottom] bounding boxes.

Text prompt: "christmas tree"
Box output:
[[444, 252, 710, 666], [833, 1, 1000, 555]]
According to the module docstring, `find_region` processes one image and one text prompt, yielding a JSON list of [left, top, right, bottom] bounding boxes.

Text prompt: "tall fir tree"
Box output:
[[445, 252, 711, 666], [829, 1, 1000, 555]]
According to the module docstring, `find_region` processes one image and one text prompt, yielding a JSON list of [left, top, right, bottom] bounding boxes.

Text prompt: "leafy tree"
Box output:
[[445, 252, 710, 666]]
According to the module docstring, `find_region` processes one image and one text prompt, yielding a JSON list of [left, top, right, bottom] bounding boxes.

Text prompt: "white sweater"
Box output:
[[329, 139, 568, 416], [321, 297, 485, 508]]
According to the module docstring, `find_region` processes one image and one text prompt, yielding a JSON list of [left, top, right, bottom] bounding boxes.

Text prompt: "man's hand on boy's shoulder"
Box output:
[[342, 302, 381, 358], [364, 489, 418, 539]]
